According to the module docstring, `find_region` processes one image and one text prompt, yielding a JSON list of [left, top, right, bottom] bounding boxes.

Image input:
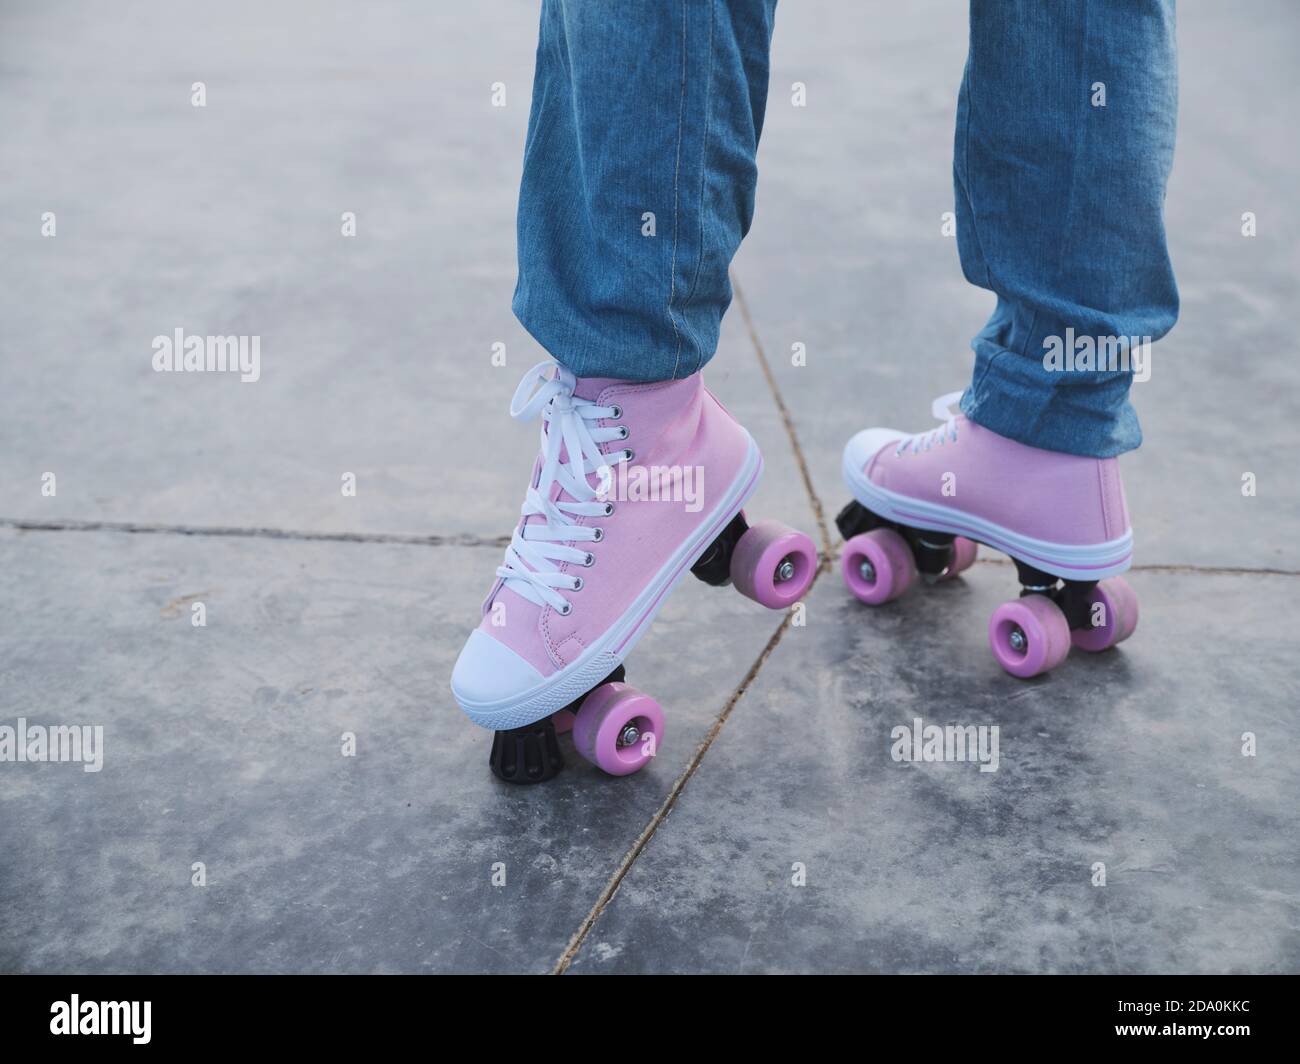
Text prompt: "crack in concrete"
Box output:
[[546, 272, 1300, 972], [6, 518, 1294, 578], [873, 552, 1300, 579], [552, 270, 838, 973], [550, 596, 816, 975], [732, 272, 835, 559], [0, 517, 509, 549]]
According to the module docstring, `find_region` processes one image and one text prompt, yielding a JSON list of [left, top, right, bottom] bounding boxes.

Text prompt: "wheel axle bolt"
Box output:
[[859, 560, 876, 583], [618, 724, 640, 748], [776, 559, 795, 583], [1009, 627, 1027, 652]]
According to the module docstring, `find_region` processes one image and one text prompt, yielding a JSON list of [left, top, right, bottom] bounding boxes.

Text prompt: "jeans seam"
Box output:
[[679, 0, 715, 377], [1018, 308, 1040, 360], [960, 46, 1001, 408], [961, 46, 993, 294], [667, 0, 689, 379], [1044, 0, 1090, 356]]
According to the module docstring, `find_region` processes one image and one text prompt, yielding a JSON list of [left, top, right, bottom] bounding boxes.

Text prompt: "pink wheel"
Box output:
[[730, 520, 817, 609], [572, 682, 664, 777], [988, 594, 1072, 678], [1071, 576, 1139, 652], [940, 536, 978, 581], [841, 528, 917, 605]]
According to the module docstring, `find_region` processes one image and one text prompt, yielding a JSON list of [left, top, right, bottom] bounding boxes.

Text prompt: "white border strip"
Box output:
[[842, 449, 1132, 581]]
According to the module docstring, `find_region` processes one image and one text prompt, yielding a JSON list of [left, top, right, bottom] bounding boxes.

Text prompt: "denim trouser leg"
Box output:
[[513, 0, 778, 381], [956, 0, 1180, 458]]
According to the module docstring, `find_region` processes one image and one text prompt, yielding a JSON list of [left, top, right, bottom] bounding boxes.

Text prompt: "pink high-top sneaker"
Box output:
[[452, 361, 817, 782], [837, 392, 1138, 679]]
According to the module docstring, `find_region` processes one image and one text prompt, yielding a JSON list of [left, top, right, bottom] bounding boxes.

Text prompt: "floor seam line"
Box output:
[[7, 518, 1296, 578], [839, 552, 1300, 579], [0, 518, 509, 549], [730, 270, 835, 559]]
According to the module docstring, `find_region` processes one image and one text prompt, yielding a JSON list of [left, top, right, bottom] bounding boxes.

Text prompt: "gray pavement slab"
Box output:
[[734, 0, 1300, 570], [568, 562, 1300, 974], [0, 0, 535, 537], [0, 525, 795, 973], [1, 0, 1295, 978], [0, 0, 816, 543]]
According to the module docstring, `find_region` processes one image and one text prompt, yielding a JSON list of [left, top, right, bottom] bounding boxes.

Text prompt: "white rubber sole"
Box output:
[[453, 434, 764, 731], [841, 447, 1132, 581]]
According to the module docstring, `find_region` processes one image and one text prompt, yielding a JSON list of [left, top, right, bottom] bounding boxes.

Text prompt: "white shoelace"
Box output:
[[895, 391, 964, 456], [496, 362, 630, 614]]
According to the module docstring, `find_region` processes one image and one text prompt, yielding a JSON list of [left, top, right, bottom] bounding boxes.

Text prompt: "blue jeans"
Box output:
[[513, 1, 1179, 458]]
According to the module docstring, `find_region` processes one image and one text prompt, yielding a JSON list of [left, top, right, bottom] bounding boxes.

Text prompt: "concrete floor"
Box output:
[[1, 1, 1296, 973]]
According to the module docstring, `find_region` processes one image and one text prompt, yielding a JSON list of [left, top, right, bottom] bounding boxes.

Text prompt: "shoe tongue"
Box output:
[[553, 376, 625, 504], [525, 384, 608, 521], [502, 370, 620, 606], [572, 376, 625, 402]]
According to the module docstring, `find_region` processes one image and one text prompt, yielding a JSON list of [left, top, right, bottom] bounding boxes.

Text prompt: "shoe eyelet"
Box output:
[[583, 552, 595, 566], [559, 602, 572, 616], [592, 528, 604, 542], [603, 502, 614, 515], [572, 577, 584, 591], [623, 450, 634, 463], [618, 426, 629, 440], [610, 405, 622, 419]]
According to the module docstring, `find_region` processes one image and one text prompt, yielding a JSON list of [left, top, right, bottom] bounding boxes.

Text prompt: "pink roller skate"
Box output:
[[452, 362, 817, 782], [837, 393, 1137, 679]]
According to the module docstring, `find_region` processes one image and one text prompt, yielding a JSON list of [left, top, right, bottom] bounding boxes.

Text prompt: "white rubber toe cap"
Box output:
[[451, 629, 546, 718], [842, 427, 908, 482]]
